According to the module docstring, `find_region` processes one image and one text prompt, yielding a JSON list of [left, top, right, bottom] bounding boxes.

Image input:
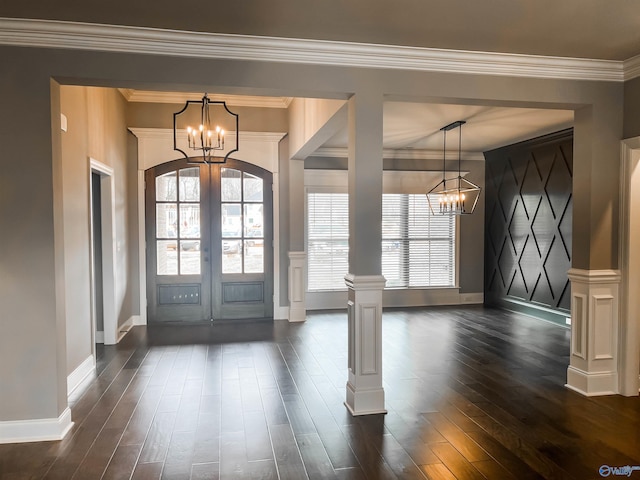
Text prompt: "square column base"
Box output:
[[566, 366, 618, 396], [344, 274, 386, 416], [345, 382, 387, 416]]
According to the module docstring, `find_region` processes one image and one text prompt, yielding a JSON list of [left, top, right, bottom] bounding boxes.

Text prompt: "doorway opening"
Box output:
[[145, 158, 274, 323], [89, 158, 118, 345]]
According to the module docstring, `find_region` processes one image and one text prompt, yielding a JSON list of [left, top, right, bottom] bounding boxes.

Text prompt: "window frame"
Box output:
[[305, 185, 460, 293]]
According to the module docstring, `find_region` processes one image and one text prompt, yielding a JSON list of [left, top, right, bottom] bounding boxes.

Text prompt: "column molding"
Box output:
[[566, 268, 621, 396], [344, 274, 387, 416], [288, 251, 307, 322]]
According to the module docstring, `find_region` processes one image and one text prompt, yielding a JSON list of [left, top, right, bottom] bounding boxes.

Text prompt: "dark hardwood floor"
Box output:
[[2, 305, 640, 480]]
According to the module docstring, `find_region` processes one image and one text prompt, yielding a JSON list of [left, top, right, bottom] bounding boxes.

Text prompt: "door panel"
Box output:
[[146, 158, 272, 323]]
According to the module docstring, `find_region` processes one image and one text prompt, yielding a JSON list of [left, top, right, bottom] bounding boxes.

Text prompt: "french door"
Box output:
[[145, 158, 273, 323]]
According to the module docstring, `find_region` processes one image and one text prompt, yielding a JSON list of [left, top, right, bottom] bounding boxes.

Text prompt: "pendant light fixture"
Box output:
[[173, 93, 239, 164], [426, 120, 481, 215]]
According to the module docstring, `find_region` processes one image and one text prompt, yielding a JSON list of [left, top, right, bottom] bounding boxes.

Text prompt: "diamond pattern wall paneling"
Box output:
[[484, 129, 573, 316]]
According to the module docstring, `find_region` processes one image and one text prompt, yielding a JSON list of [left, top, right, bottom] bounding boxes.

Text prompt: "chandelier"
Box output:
[[173, 94, 239, 164], [426, 120, 481, 215]]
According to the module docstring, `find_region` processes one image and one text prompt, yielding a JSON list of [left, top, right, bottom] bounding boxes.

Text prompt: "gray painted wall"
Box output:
[[0, 43, 624, 424], [59, 86, 137, 376]]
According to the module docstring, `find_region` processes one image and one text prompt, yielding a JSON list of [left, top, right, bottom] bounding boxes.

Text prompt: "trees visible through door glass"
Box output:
[[156, 171, 177, 201], [179, 168, 200, 202], [156, 168, 201, 276], [221, 169, 264, 274], [221, 168, 241, 201]]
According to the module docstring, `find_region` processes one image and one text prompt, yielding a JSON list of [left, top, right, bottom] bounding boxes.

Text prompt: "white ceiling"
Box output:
[[123, 90, 574, 156], [321, 102, 574, 155]]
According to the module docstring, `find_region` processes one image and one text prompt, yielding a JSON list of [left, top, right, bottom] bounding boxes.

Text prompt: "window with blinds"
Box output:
[[307, 193, 349, 291], [307, 192, 455, 291]]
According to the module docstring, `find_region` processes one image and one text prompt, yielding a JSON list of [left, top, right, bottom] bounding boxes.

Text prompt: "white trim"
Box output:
[[624, 54, 640, 81], [137, 170, 147, 326], [0, 408, 73, 444], [618, 137, 640, 396], [566, 268, 621, 396], [89, 158, 118, 346], [134, 130, 285, 323], [117, 315, 136, 342], [312, 146, 485, 161], [0, 17, 628, 82], [567, 268, 621, 283], [119, 89, 293, 108], [306, 288, 482, 310], [344, 274, 386, 291], [67, 355, 95, 397]]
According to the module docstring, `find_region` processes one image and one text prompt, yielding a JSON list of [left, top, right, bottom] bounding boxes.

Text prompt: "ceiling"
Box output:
[[322, 102, 573, 156], [124, 90, 574, 156], [1, 0, 639, 61]]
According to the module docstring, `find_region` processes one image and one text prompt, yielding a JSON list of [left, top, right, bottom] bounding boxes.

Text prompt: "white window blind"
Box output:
[[307, 192, 455, 291], [307, 193, 349, 291]]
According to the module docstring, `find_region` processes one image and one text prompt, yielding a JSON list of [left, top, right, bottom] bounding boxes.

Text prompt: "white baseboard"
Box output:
[[117, 316, 136, 343], [273, 305, 290, 321], [67, 355, 95, 397], [306, 289, 484, 311], [0, 407, 73, 444], [95, 330, 105, 344], [131, 314, 145, 326], [566, 366, 618, 396]]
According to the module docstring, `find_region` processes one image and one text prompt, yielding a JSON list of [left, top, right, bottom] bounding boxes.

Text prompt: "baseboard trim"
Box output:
[[273, 306, 290, 321], [566, 366, 618, 396], [487, 296, 569, 326], [0, 408, 73, 444], [117, 316, 137, 343], [131, 314, 145, 326], [67, 355, 95, 397]]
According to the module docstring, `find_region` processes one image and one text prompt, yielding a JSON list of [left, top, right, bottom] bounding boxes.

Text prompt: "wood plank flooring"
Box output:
[[2, 305, 640, 479]]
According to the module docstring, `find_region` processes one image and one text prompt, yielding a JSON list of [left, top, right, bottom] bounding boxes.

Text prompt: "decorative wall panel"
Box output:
[[484, 130, 573, 318]]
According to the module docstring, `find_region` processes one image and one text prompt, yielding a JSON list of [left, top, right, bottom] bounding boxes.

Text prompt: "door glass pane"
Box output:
[[222, 240, 242, 273], [180, 240, 201, 274], [221, 168, 242, 201], [244, 204, 263, 238], [221, 204, 242, 237], [244, 241, 264, 273], [157, 240, 178, 275], [179, 168, 200, 202], [243, 172, 263, 202], [179, 204, 200, 238], [156, 172, 177, 201], [156, 204, 177, 238]]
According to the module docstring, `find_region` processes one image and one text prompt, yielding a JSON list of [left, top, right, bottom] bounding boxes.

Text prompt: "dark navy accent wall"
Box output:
[[484, 129, 573, 323]]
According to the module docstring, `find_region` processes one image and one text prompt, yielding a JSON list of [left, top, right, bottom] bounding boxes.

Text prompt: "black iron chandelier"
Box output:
[[173, 94, 239, 164], [426, 120, 481, 215]]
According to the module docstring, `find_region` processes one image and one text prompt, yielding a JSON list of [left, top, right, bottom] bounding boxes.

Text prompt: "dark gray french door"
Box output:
[[146, 158, 273, 323]]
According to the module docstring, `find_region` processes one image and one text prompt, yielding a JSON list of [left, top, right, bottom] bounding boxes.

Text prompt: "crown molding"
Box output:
[[624, 54, 640, 81], [0, 17, 631, 82], [128, 127, 286, 143], [119, 88, 292, 108], [312, 146, 485, 161]]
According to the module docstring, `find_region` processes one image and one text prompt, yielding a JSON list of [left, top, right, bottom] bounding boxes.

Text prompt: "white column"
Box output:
[[344, 89, 385, 415], [566, 268, 621, 396], [344, 274, 386, 415], [288, 251, 307, 322]]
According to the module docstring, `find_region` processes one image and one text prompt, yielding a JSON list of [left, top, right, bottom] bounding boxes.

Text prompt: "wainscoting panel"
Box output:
[[484, 129, 573, 322]]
